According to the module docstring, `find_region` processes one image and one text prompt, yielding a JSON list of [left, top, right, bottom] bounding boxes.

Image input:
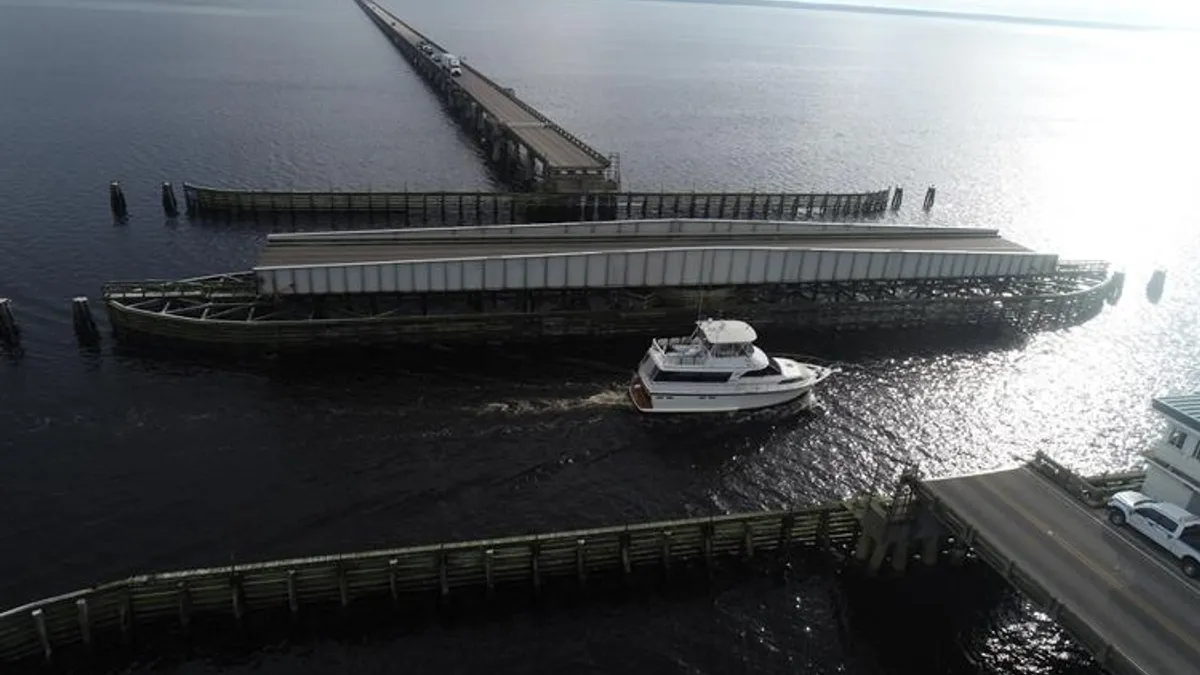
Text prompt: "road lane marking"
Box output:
[[1017, 467, 1200, 599], [970, 477, 1199, 659]]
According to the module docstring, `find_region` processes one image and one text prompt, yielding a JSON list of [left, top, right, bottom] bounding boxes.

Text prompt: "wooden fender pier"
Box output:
[[0, 504, 863, 666], [181, 184, 897, 222], [3, 453, 1180, 674]]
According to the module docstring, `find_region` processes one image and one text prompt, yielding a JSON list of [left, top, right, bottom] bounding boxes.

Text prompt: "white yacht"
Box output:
[[627, 319, 834, 414]]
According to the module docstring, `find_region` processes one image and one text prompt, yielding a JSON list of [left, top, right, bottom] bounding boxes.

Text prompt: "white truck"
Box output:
[[437, 52, 462, 77], [1106, 490, 1200, 578]]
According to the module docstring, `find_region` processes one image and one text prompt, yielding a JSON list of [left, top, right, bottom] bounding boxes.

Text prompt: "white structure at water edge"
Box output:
[[627, 319, 833, 414], [1142, 394, 1200, 515]]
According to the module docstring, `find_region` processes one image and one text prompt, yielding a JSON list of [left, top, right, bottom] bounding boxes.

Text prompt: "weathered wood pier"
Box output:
[[0, 452, 1167, 673], [0, 504, 865, 666], [182, 183, 896, 223]]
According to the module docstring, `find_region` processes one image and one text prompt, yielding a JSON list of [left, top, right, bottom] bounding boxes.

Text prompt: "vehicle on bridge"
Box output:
[[1106, 490, 1200, 578], [435, 52, 462, 76]]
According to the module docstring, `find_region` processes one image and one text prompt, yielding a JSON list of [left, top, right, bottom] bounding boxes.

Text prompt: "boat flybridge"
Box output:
[[628, 319, 834, 414]]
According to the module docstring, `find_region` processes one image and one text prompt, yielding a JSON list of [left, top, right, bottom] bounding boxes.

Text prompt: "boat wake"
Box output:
[[474, 386, 631, 416]]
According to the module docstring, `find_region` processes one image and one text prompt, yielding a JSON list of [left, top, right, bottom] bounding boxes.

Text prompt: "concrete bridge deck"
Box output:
[[258, 232, 1031, 267], [257, 221, 1032, 267], [922, 466, 1200, 675], [360, 0, 610, 176]]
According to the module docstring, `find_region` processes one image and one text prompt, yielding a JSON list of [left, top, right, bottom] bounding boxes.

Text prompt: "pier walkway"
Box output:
[[915, 458, 1199, 675], [357, 0, 616, 192]]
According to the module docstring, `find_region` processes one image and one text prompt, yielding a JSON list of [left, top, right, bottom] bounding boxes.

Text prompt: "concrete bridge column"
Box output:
[[920, 537, 940, 565], [524, 149, 537, 184], [506, 139, 519, 174], [492, 132, 510, 166]]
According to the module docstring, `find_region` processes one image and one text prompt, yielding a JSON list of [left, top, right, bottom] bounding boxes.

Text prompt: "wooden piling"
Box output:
[[117, 592, 132, 643], [109, 181, 128, 218], [438, 550, 449, 597], [890, 187, 903, 212], [71, 297, 100, 346], [337, 562, 349, 608], [619, 533, 632, 579], [530, 541, 542, 596], [920, 537, 940, 566], [889, 538, 910, 573], [177, 581, 192, 631], [575, 539, 587, 587], [702, 523, 714, 577], [286, 570, 299, 616], [923, 186, 936, 212], [777, 514, 795, 559], [0, 298, 19, 347], [230, 575, 244, 623], [31, 610, 50, 663], [1107, 271, 1126, 305], [1146, 269, 1166, 303], [483, 549, 495, 597], [161, 182, 179, 217], [75, 599, 91, 649], [387, 559, 399, 606]]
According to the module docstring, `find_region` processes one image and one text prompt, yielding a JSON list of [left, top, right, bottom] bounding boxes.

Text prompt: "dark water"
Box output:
[[1, 0, 1199, 672]]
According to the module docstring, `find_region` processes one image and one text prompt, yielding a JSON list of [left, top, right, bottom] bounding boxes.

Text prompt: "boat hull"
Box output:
[[628, 374, 821, 414]]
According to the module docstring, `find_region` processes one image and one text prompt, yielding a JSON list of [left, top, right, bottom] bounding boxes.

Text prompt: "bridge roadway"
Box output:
[[258, 231, 1031, 266], [361, 1, 607, 171], [925, 467, 1200, 675]]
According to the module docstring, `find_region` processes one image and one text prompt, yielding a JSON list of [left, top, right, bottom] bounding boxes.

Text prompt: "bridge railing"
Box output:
[[1025, 451, 1144, 508], [467, 64, 610, 168], [0, 504, 862, 666], [912, 456, 1149, 675], [919, 489, 1148, 675], [102, 274, 258, 300]]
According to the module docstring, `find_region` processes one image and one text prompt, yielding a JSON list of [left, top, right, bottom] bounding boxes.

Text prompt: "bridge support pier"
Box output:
[[919, 536, 940, 565], [853, 497, 946, 576], [524, 151, 536, 184]]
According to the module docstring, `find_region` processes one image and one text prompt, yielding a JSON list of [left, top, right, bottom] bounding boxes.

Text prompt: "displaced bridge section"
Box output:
[[252, 220, 1056, 296]]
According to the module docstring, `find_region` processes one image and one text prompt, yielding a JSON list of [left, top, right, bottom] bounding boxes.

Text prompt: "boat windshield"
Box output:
[[710, 342, 752, 358], [741, 357, 782, 377]]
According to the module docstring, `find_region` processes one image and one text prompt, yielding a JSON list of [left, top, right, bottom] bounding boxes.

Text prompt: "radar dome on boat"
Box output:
[[697, 319, 757, 344]]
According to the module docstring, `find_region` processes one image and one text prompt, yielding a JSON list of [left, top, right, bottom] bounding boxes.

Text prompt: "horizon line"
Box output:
[[632, 0, 1194, 32]]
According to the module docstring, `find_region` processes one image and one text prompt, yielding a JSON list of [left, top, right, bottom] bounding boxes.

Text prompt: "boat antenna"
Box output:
[[695, 288, 705, 321]]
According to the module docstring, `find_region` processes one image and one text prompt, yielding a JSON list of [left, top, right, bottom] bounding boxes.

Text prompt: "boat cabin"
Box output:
[[640, 319, 781, 383], [1143, 394, 1200, 516]]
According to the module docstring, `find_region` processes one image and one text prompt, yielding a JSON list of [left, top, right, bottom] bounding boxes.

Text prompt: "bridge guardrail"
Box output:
[[915, 478, 1149, 675], [0, 504, 862, 666]]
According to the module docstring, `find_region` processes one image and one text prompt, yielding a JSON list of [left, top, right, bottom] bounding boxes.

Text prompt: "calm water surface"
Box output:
[[0, 0, 1197, 672]]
